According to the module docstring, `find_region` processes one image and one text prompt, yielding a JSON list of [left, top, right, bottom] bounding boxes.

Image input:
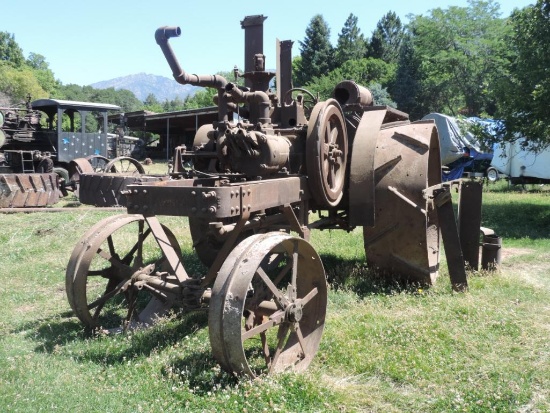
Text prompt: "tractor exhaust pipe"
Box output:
[[155, 26, 228, 120]]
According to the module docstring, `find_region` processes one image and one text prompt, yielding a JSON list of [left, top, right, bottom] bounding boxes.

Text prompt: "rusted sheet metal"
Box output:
[[362, 120, 442, 285], [458, 180, 483, 270], [433, 187, 468, 291], [0, 173, 59, 208], [348, 108, 387, 227], [124, 176, 309, 218]]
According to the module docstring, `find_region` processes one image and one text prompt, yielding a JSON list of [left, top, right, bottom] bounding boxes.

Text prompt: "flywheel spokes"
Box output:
[[306, 98, 348, 207]]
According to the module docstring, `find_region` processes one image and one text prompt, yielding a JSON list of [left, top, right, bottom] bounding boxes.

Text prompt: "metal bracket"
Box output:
[[280, 203, 310, 240], [144, 215, 190, 284]]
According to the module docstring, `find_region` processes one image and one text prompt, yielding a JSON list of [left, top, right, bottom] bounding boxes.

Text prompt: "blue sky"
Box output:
[[3, 0, 533, 87]]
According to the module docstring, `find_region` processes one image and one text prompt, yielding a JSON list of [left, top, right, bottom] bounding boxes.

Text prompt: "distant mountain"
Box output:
[[90, 73, 201, 102]]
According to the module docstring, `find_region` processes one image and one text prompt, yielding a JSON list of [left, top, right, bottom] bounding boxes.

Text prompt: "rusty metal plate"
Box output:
[[0, 173, 59, 208], [125, 176, 309, 218]]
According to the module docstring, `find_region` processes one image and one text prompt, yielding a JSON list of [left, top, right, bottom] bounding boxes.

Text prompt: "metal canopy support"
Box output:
[[166, 117, 170, 160]]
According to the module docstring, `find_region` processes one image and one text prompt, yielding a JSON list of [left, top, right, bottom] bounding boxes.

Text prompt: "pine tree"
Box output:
[[295, 15, 334, 86], [368, 12, 405, 65], [334, 14, 367, 67]]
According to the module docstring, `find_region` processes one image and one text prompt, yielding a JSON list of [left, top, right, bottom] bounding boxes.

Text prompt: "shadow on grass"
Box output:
[[162, 350, 240, 394], [481, 202, 550, 240], [73, 310, 210, 365], [14, 307, 209, 365], [320, 253, 428, 297], [12, 311, 88, 352]]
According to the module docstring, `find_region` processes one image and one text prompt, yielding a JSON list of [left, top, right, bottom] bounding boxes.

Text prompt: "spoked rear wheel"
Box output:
[[66, 214, 182, 331], [104, 156, 145, 174], [86, 155, 110, 172], [209, 233, 327, 377]]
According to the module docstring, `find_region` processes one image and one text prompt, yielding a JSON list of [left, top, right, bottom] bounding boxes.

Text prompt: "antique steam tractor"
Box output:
[[65, 15, 485, 377]]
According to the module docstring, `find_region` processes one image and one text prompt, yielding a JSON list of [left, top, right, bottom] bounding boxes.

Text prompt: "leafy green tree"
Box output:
[[26, 53, 58, 95], [368, 82, 396, 107], [143, 93, 163, 112], [0, 32, 24, 66], [102, 88, 142, 112], [401, 0, 509, 117], [161, 96, 184, 112], [183, 89, 216, 109], [368, 11, 405, 65], [304, 58, 395, 101], [52, 83, 88, 101], [25, 52, 49, 71], [54, 84, 143, 113], [334, 14, 367, 67], [0, 63, 47, 103], [295, 15, 334, 86], [492, 0, 550, 150]]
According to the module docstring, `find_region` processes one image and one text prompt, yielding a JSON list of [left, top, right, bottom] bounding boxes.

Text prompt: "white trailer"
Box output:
[[488, 141, 550, 184]]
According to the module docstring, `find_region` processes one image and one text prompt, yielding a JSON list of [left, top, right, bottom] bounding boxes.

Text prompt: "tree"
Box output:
[[391, 34, 427, 119], [54, 84, 143, 113], [26, 53, 58, 95], [0, 63, 47, 103], [294, 15, 334, 86], [368, 12, 405, 65], [304, 58, 395, 102], [183, 89, 216, 110], [0, 32, 24, 67], [402, 0, 509, 117], [143, 93, 163, 113], [492, 0, 550, 150], [334, 14, 367, 67]]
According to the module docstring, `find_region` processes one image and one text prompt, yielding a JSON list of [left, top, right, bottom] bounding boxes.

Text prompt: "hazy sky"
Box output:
[[3, 0, 533, 87]]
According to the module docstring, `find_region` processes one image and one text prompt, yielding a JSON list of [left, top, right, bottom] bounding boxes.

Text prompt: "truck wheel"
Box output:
[[53, 167, 69, 184], [486, 167, 499, 182]]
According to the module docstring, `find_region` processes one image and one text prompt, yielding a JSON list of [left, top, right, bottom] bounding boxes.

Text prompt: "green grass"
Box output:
[[0, 182, 549, 412]]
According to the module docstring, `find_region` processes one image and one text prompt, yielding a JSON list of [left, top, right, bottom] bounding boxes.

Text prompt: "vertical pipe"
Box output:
[[277, 39, 294, 105], [240, 15, 267, 89]]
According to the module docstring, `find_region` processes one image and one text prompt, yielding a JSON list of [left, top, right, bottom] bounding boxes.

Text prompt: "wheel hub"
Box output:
[[286, 301, 303, 323]]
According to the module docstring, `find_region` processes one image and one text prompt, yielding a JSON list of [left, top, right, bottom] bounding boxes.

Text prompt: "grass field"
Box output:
[[0, 180, 549, 412]]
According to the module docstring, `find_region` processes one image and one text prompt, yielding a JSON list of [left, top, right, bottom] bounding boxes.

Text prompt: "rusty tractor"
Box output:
[[65, 15, 493, 377]]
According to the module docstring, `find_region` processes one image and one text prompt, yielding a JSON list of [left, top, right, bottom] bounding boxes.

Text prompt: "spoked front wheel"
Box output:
[[209, 233, 327, 377], [66, 214, 183, 331]]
